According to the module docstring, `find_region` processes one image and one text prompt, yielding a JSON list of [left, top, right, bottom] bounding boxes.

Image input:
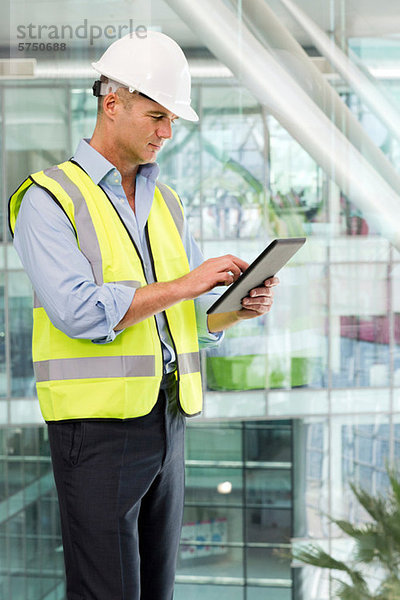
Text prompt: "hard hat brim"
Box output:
[[91, 63, 199, 122], [174, 104, 199, 122]]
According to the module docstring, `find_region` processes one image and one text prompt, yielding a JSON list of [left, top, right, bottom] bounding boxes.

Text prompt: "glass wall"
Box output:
[[0, 427, 63, 600], [178, 420, 293, 598], [1, 0, 400, 598]]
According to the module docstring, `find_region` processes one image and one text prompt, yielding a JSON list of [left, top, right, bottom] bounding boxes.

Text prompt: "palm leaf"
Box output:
[[333, 579, 373, 600], [293, 469, 400, 598], [294, 544, 347, 570], [293, 545, 367, 588], [350, 484, 390, 525], [333, 518, 376, 540], [388, 470, 400, 508]]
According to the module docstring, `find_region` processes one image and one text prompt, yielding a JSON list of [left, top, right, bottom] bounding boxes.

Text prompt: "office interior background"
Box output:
[[1, 0, 400, 598]]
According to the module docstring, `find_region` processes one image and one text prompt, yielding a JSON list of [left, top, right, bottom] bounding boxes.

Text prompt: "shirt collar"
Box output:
[[138, 162, 160, 183], [72, 138, 160, 185]]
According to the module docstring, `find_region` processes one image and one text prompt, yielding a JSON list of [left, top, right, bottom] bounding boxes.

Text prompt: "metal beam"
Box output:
[[165, 0, 400, 249], [279, 0, 400, 144], [230, 0, 400, 199]]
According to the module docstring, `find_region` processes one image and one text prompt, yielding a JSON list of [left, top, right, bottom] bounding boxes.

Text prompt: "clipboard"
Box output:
[[206, 237, 306, 315]]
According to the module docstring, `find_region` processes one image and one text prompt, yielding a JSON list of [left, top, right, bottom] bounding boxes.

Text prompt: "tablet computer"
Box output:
[[207, 237, 306, 314]]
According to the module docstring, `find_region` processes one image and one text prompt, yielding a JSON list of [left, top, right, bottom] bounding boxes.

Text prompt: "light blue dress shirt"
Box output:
[[14, 139, 222, 373]]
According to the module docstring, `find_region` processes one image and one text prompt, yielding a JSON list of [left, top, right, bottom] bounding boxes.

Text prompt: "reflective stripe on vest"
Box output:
[[8, 160, 202, 421], [34, 351, 199, 382], [38, 164, 105, 284]]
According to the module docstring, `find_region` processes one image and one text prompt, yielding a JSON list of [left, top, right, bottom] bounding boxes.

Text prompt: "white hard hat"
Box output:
[[91, 31, 199, 122]]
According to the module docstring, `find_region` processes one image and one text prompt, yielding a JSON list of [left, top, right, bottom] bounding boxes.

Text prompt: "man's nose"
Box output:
[[157, 119, 173, 140]]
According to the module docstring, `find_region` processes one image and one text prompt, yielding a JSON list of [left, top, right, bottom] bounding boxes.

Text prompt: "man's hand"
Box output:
[[236, 276, 280, 319], [207, 276, 280, 333], [178, 255, 249, 300]]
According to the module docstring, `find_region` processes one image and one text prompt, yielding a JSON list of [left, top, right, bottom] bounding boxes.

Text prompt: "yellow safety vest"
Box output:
[[9, 160, 202, 421]]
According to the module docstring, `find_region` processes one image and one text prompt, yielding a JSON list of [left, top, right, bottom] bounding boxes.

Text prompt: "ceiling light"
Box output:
[[217, 481, 232, 494]]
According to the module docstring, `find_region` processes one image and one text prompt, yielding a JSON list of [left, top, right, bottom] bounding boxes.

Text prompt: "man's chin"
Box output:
[[135, 153, 156, 165]]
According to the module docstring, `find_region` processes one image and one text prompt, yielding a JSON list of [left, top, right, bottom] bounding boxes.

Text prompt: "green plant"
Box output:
[[293, 470, 400, 599]]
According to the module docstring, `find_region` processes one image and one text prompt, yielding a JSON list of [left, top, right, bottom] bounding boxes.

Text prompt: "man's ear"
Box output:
[[102, 93, 119, 119]]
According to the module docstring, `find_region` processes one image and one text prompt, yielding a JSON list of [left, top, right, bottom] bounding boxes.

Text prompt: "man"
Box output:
[[9, 31, 278, 600]]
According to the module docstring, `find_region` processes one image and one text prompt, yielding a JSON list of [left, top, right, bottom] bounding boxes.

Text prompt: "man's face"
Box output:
[[113, 93, 178, 166]]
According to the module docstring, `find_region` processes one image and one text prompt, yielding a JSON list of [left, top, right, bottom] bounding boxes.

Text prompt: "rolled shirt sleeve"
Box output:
[[194, 291, 224, 348], [13, 185, 134, 343]]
